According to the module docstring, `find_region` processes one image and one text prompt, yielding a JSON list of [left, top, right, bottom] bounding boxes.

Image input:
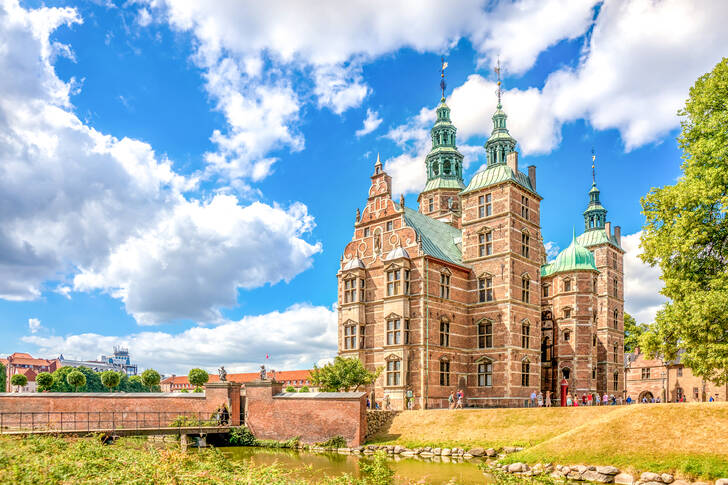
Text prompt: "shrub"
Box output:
[[180, 388, 189, 393], [285, 385, 296, 392], [359, 450, 395, 485], [193, 387, 203, 393], [317, 436, 347, 449], [228, 426, 258, 446], [300, 385, 310, 392]]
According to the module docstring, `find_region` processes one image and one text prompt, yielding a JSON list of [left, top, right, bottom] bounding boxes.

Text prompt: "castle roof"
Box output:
[[342, 257, 366, 270], [576, 227, 622, 250], [402, 207, 463, 265], [384, 247, 410, 261], [461, 162, 536, 196], [422, 177, 465, 192], [541, 233, 598, 277]]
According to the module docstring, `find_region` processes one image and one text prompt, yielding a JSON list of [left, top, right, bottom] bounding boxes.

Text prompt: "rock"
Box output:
[[468, 447, 485, 457], [432, 448, 441, 456], [583, 471, 615, 483], [715, 480, 728, 485], [337, 448, 351, 453], [419, 451, 434, 457], [485, 448, 497, 457], [614, 473, 634, 485], [670, 481, 689, 485], [441, 448, 452, 456], [503, 446, 518, 454], [576, 465, 588, 474], [507, 463, 526, 473], [363, 449, 374, 454], [562, 466, 572, 475], [641, 472, 663, 483], [423, 446, 431, 452], [567, 470, 584, 480], [690, 482, 710, 485], [400, 451, 416, 457], [597, 466, 621, 476], [393, 445, 404, 454], [660, 474, 674, 484], [463, 453, 473, 459]]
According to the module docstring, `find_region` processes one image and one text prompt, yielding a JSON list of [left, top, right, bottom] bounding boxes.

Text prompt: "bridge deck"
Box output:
[[2, 426, 232, 437]]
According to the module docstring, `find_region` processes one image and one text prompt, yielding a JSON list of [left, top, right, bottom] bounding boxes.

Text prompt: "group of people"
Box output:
[[448, 389, 465, 409], [529, 391, 621, 407]]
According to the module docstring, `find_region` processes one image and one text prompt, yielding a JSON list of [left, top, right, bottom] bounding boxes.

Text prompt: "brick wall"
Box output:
[[245, 380, 367, 447]]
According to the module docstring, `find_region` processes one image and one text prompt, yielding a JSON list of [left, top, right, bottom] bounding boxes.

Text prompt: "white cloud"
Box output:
[[136, 7, 152, 27], [355, 108, 383, 137], [544, 241, 560, 261], [28, 318, 42, 334], [0, 1, 321, 325], [622, 231, 666, 324], [313, 63, 369, 115], [23, 304, 337, 374], [73, 196, 321, 325]]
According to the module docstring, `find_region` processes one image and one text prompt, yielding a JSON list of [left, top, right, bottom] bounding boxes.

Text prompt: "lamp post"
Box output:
[[661, 370, 667, 403]]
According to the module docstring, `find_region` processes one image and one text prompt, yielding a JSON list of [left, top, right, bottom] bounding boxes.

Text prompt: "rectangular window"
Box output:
[[478, 277, 493, 303], [478, 232, 493, 258], [613, 344, 619, 363], [564, 279, 571, 292], [542, 285, 549, 297], [564, 331, 571, 342], [592, 368, 597, 380], [386, 360, 401, 386], [478, 195, 485, 218], [363, 227, 369, 237], [693, 387, 699, 399], [521, 277, 530, 303], [521, 232, 530, 258], [641, 368, 650, 379], [478, 321, 493, 349], [677, 367, 683, 377], [613, 372, 619, 391], [387, 270, 401, 296], [521, 323, 530, 349], [404, 270, 410, 295], [521, 195, 529, 220], [343, 326, 357, 350], [360, 279, 366, 302], [428, 198, 434, 212], [386, 221, 393, 231], [440, 273, 450, 299], [359, 325, 366, 349], [521, 361, 530, 386], [477, 194, 492, 218], [386, 319, 401, 345], [564, 308, 571, 319], [404, 319, 410, 344], [440, 321, 450, 347], [439, 360, 450, 386], [613, 278, 619, 298], [343, 279, 357, 303], [478, 362, 492, 387]]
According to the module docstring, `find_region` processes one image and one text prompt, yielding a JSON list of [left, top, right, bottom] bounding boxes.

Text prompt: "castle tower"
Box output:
[[417, 60, 465, 227]]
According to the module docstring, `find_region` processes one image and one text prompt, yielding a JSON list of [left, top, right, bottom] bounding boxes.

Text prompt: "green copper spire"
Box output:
[[485, 57, 517, 166], [583, 150, 607, 231], [423, 58, 464, 192]]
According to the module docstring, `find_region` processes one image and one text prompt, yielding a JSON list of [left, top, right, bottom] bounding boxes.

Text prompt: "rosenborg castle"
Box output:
[[337, 82, 625, 409]]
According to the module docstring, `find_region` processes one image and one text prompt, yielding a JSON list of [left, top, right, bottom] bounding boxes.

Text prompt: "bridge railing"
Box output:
[[0, 410, 232, 434]]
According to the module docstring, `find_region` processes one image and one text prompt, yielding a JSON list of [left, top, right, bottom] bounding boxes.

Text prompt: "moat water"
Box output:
[[219, 446, 496, 484]]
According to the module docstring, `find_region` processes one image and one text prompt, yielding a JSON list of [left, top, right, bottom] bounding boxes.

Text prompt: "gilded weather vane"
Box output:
[[591, 147, 596, 184], [494, 56, 502, 107], [440, 56, 448, 98]]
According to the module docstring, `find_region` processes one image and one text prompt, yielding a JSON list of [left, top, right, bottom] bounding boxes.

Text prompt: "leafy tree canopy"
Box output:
[[640, 57, 728, 385], [310, 357, 381, 392], [11, 373, 28, 388], [36, 372, 54, 391], [141, 369, 161, 389], [624, 313, 650, 353], [100, 370, 121, 390], [66, 370, 86, 392], [188, 368, 209, 389]]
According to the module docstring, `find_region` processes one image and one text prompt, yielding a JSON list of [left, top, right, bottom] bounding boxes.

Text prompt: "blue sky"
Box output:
[[1, 0, 726, 374]]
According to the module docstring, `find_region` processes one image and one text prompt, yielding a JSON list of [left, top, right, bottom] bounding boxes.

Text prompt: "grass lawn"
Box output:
[[368, 402, 728, 480]]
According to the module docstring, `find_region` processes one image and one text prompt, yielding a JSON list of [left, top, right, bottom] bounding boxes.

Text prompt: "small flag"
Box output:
[[442, 61, 448, 70]]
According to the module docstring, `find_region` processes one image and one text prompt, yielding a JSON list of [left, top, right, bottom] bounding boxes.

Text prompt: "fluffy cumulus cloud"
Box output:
[[28, 318, 42, 334], [23, 304, 337, 374], [355, 108, 383, 137], [0, 1, 320, 325], [622, 231, 666, 324]]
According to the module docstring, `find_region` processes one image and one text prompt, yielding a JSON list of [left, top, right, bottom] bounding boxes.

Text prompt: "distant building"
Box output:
[[160, 370, 315, 392], [624, 349, 727, 402], [57, 354, 121, 373], [99, 347, 138, 376], [4, 352, 60, 392]]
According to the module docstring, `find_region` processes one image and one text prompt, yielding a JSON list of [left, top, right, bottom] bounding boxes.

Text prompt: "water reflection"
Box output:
[[219, 446, 494, 484]]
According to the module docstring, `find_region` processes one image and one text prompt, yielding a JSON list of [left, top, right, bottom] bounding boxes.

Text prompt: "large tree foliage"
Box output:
[[100, 370, 121, 391], [66, 371, 86, 392], [0, 362, 5, 391], [188, 368, 209, 390], [11, 373, 27, 390], [623, 313, 649, 353], [141, 369, 161, 390], [36, 372, 54, 392], [640, 57, 728, 385], [310, 357, 381, 392]]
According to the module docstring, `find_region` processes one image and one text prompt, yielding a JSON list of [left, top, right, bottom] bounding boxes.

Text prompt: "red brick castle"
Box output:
[[337, 74, 625, 409]]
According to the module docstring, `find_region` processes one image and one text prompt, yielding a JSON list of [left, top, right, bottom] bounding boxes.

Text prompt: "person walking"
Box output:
[[455, 389, 464, 409], [530, 390, 537, 408], [545, 391, 552, 407], [448, 391, 455, 409], [587, 393, 593, 406], [566, 393, 573, 407], [602, 393, 609, 406], [537, 391, 544, 407]]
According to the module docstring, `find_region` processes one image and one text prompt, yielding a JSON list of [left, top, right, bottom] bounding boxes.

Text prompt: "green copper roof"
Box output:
[[402, 207, 463, 265], [541, 234, 598, 277], [576, 228, 622, 250], [422, 177, 466, 192], [461, 163, 536, 195]]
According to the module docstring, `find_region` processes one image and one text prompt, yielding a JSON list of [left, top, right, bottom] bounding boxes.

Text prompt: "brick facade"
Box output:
[[337, 94, 624, 409]]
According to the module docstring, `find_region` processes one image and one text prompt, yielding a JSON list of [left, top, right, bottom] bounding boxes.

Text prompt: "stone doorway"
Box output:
[[639, 391, 654, 402]]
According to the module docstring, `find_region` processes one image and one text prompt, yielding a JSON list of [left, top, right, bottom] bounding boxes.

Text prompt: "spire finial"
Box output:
[[494, 56, 502, 108], [375, 152, 381, 166], [591, 147, 596, 185], [572, 226, 576, 244], [440, 56, 448, 99]]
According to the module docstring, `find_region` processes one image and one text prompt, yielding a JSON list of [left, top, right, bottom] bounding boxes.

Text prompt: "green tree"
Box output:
[[0, 362, 5, 391], [126, 375, 147, 392], [66, 370, 86, 392], [100, 370, 121, 391], [310, 357, 381, 392], [623, 313, 649, 353], [141, 369, 161, 390], [300, 385, 310, 392], [639, 57, 728, 385], [11, 373, 28, 391], [285, 385, 296, 392], [36, 372, 54, 392], [188, 368, 209, 391]]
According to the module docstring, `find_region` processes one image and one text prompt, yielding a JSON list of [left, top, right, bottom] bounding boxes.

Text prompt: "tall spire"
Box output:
[[583, 150, 607, 231], [422, 59, 464, 192], [484, 56, 517, 166]]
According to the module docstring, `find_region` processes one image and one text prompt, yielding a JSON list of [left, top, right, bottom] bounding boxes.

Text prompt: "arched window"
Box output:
[[521, 321, 530, 349], [521, 275, 530, 303], [613, 309, 619, 329], [477, 359, 493, 387], [564, 330, 571, 342], [443, 159, 451, 175], [562, 367, 570, 380], [478, 320, 492, 349], [386, 359, 401, 386], [613, 278, 619, 297], [521, 360, 530, 386], [439, 358, 450, 386]]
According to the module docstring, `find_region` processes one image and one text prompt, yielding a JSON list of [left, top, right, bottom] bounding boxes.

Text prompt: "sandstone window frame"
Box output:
[[563, 278, 572, 292], [343, 321, 358, 350], [403, 319, 410, 344], [521, 195, 529, 220], [521, 319, 530, 349], [677, 367, 683, 377], [478, 193, 492, 218], [542, 284, 549, 297], [477, 318, 493, 349], [613, 309, 619, 329], [613, 342, 619, 363], [478, 230, 494, 257], [613, 371, 619, 391], [478, 273, 493, 303], [521, 358, 530, 387], [439, 357, 450, 386], [359, 325, 366, 349], [385, 264, 405, 296], [363, 227, 370, 237], [439, 268, 451, 299], [593, 277, 598, 293], [641, 367, 650, 379], [613, 277, 619, 298], [521, 229, 530, 258], [476, 356, 493, 387], [386, 221, 393, 232], [386, 314, 402, 346], [563, 330, 571, 342], [428, 198, 434, 212], [521, 273, 530, 303], [563, 307, 572, 319], [385, 356, 401, 386], [343, 275, 358, 304], [440, 317, 450, 347]]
